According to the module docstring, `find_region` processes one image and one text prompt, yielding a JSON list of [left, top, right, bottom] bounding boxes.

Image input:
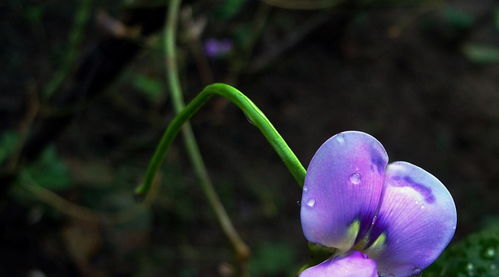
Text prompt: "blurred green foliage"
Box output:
[[23, 3, 45, 24], [0, 131, 19, 164], [425, 224, 499, 277], [249, 241, 298, 275], [214, 0, 246, 21], [442, 7, 474, 32], [463, 44, 499, 65], [132, 74, 164, 102], [24, 146, 71, 191]]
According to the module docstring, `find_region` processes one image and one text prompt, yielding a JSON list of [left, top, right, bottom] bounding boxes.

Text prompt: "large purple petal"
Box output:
[[301, 131, 388, 250], [365, 161, 457, 277], [300, 251, 378, 277]]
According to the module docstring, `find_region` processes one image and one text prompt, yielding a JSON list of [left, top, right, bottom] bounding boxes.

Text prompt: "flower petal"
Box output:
[[301, 131, 389, 250], [365, 161, 457, 277], [300, 251, 378, 277]]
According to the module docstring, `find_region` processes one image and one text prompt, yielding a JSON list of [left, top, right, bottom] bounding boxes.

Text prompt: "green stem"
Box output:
[[140, 0, 306, 268], [136, 82, 308, 273], [135, 83, 306, 197], [163, 0, 253, 267]]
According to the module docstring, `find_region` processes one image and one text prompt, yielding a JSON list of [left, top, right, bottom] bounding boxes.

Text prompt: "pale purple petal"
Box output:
[[365, 161, 457, 277], [300, 251, 378, 277], [301, 131, 388, 250]]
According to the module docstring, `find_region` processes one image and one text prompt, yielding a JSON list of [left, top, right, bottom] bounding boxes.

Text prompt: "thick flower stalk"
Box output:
[[300, 131, 457, 277]]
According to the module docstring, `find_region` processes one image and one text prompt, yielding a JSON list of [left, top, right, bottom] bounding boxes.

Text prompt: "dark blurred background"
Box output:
[[1, 0, 499, 276]]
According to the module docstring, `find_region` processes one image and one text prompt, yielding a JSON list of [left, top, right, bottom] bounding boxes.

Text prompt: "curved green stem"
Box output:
[[135, 83, 306, 199]]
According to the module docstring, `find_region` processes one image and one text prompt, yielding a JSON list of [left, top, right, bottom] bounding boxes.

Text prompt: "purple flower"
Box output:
[[300, 131, 457, 277], [302, 251, 378, 277], [203, 38, 233, 58]]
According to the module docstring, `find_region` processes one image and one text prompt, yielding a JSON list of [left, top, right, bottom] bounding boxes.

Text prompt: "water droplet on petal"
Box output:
[[336, 135, 345, 144], [412, 267, 421, 274], [306, 198, 315, 207], [303, 186, 308, 192], [349, 173, 361, 185], [420, 205, 425, 210]]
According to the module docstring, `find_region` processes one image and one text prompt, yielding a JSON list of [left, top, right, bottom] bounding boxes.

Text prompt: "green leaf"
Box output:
[[463, 44, 499, 65], [132, 74, 163, 101], [424, 225, 499, 276], [23, 4, 45, 25], [494, 8, 499, 31], [0, 131, 20, 164], [249, 242, 298, 275], [23, 146, 71, 190], [214, 0, 246, 21], [443, 7, 474, 32]]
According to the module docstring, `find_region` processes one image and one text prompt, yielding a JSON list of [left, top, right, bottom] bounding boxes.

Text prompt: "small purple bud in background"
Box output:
[[204, 38, 233, 58]]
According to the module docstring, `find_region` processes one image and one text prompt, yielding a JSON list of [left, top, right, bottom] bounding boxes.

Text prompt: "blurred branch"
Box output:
[[43, 0, 93, 99], [181, 7, 214, 85], [21, 171, 160, 225], [96, 10, 142, 39], [226, 2, 272, 85], [22, 175, 103, 223], [164, 0, 251, 273], [248, 12, 331, 72], [386, 3, 442, 39], [261, 0, 343, 10]]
